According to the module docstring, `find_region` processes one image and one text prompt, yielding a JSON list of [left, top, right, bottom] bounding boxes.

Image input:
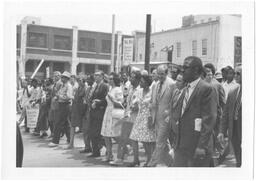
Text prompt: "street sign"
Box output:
[[123, 38, 134, 66]]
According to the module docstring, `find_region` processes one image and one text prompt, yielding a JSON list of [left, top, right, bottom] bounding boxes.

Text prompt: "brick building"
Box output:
[[17, 17, 133, 79]]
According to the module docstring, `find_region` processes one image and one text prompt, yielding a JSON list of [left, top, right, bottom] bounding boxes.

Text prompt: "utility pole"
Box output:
[[111, 14, 115, 73], [144, 14, 151, 72]]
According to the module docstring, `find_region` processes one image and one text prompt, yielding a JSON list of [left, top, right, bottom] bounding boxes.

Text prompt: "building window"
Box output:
[[101, 39, 111, 53], [176, 42, 181, 57], [79, 37, 96, 52], [154, 52, 158, 59], [202, 39, 207, 55], [139, 54, 142, 61], [54, 35, 72, 50], [192, 40, 197, 56], [27, 32, 47, 48]]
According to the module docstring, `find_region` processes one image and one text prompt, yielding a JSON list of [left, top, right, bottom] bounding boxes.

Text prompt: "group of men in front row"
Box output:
[[18, 55, 242, 167]]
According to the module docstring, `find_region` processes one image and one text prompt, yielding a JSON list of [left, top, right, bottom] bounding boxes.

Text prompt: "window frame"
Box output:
[[101, 39, 111, 53], [53, 35, 72, 50], [192, 40, 197, 56], [27, 32, 48, 48], [202, 39, 207, 56], [78, 37, 96, 52]]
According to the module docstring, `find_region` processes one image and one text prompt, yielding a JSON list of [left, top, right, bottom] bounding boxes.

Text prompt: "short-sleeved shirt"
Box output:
[[57, 82, 73, 103]]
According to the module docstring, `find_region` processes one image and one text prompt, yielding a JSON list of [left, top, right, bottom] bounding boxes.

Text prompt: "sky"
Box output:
[[15, 14, 184, 35], [7, 0, 198, 35]]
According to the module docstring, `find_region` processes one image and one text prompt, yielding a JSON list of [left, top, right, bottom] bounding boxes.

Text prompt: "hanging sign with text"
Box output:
[[123, 38, 134, 66]]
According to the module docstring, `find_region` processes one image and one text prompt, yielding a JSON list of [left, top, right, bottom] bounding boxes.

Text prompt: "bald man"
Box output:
[[148, 64, 176, 167]]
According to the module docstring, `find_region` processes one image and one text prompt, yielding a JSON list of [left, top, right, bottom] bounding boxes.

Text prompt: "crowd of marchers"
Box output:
[[17, 56, 242, 167]]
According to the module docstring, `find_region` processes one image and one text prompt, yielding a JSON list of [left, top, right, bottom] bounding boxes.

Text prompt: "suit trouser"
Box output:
[[173, 149, 212, 167], [82, 108, 91, 149], [52, 102, 71, 144], [148, 120, 173, 166], [91, 136, 101, 155], [232, 120, 241, 167], [89, 109, 105, 155]]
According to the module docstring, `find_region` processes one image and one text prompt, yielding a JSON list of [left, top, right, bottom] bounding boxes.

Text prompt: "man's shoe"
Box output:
[[48, 134, 53, 139], [48, 142, 58, 147], [102, 155, 113, 162], [80, 148, 92, 153], [40, 132, 48, 138], [87, 153, 100, 158], [109, 159, 124, 166]]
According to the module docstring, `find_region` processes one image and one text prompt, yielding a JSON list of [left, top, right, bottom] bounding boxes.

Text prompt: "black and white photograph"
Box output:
[[1, 0, 255, 180]]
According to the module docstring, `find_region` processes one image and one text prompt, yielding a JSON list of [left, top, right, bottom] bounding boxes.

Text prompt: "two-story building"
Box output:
[[17, 17, 133, 79], [131, 15, 241, 72]]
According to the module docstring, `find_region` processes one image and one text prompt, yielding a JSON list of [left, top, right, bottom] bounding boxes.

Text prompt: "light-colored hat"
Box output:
[[61, 71, 71, 79], [215, 72, 222, 79], [141, 70, 149, 76]]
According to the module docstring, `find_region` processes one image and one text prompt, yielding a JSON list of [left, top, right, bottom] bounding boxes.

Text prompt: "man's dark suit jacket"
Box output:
[[220, 85, 241, 143], [172, 79, 217, 159], [89, 81, 109, 137]]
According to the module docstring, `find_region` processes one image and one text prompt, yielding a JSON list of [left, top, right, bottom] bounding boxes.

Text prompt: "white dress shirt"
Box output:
[[222, 80, 239, 101], [186, 77, 201, 101]]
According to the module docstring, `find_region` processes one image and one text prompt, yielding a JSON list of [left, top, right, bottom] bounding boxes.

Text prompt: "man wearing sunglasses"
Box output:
[[172, 56, 217, 167], [218, 64, 242, 167]]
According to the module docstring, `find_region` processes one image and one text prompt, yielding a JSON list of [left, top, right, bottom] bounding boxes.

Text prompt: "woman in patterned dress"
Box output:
[[101, 72, 124, 162], [129, 75, 156, 167]]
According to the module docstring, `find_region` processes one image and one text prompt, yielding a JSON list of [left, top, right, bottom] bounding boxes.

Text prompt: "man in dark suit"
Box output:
[[204, 63, 226, 165], [88, 71, 109, 157], [218, 64, 242, 167], [172, 56, 217, 167], [169, 72, 186, 148]]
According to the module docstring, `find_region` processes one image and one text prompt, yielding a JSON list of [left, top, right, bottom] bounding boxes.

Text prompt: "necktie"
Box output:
[[234, 88, 241, 120], [157, 82, 163, 102], [181, 85, 190, 115], [172, 89, 181, 107]]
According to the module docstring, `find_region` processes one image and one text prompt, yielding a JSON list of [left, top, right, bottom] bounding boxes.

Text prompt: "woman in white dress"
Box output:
[[129, 75, 156, 167], [101, 72, 124, 162]]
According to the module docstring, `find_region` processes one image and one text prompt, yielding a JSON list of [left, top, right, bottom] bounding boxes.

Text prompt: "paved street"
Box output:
[[20, 128, 149, 167], [18, 114, 236, 167]]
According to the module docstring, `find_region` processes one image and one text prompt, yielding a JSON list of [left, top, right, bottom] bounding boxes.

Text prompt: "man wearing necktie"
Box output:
[[87, 71, 108, 157], [148, 65, 176, 167], [169, 73, 186, 148], [173, 56, 217, 167], [218, 64, 242, 167]]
